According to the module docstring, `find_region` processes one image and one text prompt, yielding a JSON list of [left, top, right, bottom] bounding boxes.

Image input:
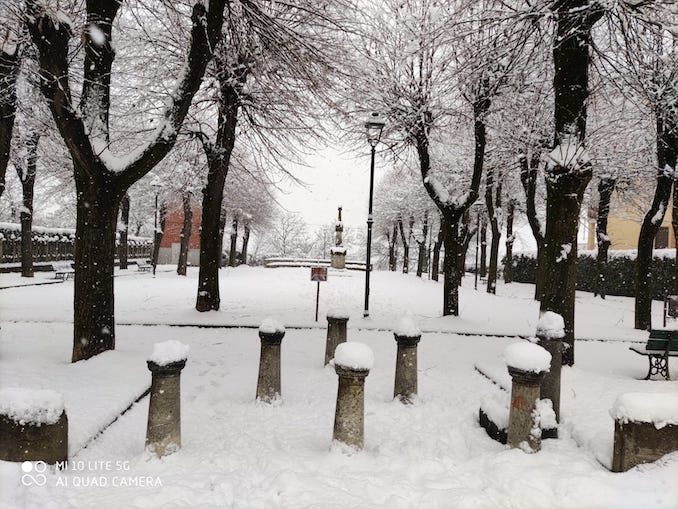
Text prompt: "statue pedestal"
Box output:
[[331, 247, 346, 269]]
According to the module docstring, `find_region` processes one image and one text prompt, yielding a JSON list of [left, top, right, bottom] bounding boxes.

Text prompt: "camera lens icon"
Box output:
[[21, 461, 47, 487]]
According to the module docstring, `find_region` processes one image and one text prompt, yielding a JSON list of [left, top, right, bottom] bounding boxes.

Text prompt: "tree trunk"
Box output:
[[479, 219, 487, 278], [594, 178, 615, 299], [241, 224, 250, 265], [196, 77, 240, 311], [458, 213, 474, 277], [18, 133, 39, 278], [432, 220, 444, 282], [504, 200, 515, 283], [520, 153, 545, 300], [118, 193, 129, 269], [72, 182, 121, 362], [541, 1, 601, 366], [229, 216, 238, 267], [177, 192, 192, 276], [635, 117, 676, 329], [442, 219, 462, 315], [485, 170, 501, 294], [0, 46, 20, 200], [389, 222, 399, 271], [398, 216, 412, 274], [416, 210, 429, 277]]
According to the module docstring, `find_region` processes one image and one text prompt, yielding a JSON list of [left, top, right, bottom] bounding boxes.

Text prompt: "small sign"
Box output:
[[311, 266, 328, 282]]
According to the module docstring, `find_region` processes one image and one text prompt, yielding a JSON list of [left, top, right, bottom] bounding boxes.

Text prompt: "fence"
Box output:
[[0, 222, 152, 265]]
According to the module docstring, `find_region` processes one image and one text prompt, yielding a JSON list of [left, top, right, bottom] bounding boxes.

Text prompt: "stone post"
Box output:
[[0, 388, 68, 465], [507, 366, 546, 452], [256, 325, 285, 403], [325, 310, 349, 366], [332, 342, 374, 450], [393, 331, 421, 403], [538, 337, 561, 439], [537, 311, 564, 439], [146, 359, 186, 457]]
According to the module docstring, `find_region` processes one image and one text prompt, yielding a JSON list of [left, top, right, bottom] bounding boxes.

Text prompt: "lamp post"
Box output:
[[363, 112, 385, 318], [151, 182, 162, 276]]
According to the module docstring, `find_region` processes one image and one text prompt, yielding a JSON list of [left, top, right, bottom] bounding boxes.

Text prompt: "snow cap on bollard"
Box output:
[[334, 342, 374, 371], [259, 317, 285, 335], [327, 307, 350, 320], [503, 342, 551, 374], [148, 340, 189, 366], [394, 316, 421, 338], [536, 311, 565, 340]]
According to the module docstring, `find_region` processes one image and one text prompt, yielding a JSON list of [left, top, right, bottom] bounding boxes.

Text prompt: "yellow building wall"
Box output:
[[588, 193, 675, 250]]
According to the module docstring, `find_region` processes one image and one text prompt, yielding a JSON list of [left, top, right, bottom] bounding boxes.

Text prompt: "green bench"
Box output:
[[629, 329, 678, 380]]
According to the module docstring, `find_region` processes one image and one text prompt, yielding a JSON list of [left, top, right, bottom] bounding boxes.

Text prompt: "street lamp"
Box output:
[[363, 112, 385, 318], [151, 181, 162, 276]]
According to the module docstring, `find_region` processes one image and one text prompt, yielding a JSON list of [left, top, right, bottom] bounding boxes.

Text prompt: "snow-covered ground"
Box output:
[[0, 266, 667, 341], [1, 267, 677, 508]]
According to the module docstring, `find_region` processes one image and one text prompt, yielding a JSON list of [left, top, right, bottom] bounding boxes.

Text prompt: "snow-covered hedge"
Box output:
[[508, 251, 675, 300]]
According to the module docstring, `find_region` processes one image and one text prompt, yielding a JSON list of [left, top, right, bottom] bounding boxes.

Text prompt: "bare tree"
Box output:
[[26, 0, 227, 361]]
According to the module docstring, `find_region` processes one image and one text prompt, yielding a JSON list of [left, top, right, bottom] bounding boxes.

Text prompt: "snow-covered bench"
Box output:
[[629, 329, 678, 380], [137, 262, 152, 273], [52, 261, 74, 280]]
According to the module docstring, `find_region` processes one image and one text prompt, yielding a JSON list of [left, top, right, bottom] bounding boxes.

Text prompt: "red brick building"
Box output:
[[157, 197, 202, 266]]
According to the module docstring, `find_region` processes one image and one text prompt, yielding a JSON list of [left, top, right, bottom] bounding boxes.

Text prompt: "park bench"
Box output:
[[629, 329, 678, 380], [52, 261, 75, 280], [137, 262, 152, 273]]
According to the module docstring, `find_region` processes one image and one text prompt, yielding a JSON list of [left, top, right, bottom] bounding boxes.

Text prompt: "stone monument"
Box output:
[[330, 206, 346, 269]]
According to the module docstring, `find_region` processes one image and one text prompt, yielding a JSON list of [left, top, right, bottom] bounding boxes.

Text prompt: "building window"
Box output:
[[655, 226, 669, 249]]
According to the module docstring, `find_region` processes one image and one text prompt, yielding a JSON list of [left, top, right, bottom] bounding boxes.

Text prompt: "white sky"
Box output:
[[276, 144, 390, 230]]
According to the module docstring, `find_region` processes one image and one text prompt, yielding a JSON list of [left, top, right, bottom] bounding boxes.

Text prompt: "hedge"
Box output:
[[508, 252, 676, 300]]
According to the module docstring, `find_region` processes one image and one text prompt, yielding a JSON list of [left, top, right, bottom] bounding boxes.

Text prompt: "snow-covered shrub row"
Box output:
[[508, 251, 675, 300]]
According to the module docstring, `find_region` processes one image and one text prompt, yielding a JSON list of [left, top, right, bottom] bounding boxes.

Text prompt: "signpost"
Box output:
[[311, 267, 328, 322]]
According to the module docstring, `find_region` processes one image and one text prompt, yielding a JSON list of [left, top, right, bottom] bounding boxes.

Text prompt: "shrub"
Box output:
[[508, 252, 676, 300]]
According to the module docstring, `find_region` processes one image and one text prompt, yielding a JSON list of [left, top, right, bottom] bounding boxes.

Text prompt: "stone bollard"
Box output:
[[0, 388, 68, 465], [256, 318, 286, 403], [325, 308, 349, 366], [332, 342, 374, 450], [504, 342, 551, 453], [536, 311, 564, 439], [393, 317, 422, 403], [146, 340, 189, 457]]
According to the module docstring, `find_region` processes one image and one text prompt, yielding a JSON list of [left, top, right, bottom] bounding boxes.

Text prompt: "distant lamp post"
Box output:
[[151, 181, 162, 276], [363, 112, 385, 318]]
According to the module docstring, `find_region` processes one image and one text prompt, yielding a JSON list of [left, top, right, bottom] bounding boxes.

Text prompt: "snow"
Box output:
[[88, 24, 106, 46], [334, 342, 374, 371], [330, 246, 347, 255], [147, 340, 189, 366], [503, 342, 551, 373], [394, 316, 421, 337], [0, 387, 64, 425], [327, 307, 350, 320], [259, 317, 285, 334], [611, 393, 678, 429], [480, 390, 509, 429], [546, 136, 590, 172], [534, 399, 557, 430], [536, 311, 565, 340], [1, 275, 678, 506], [556, 243, 572, 263]]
